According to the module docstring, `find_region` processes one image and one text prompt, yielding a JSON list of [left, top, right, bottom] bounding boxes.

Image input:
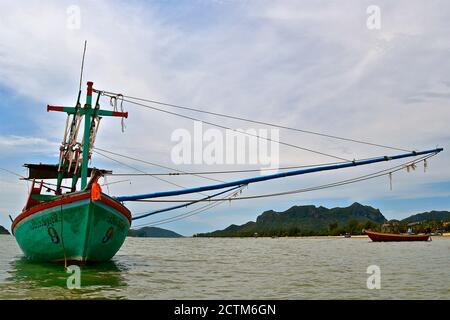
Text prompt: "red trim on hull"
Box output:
[[99, 194, 131, 221], [12, 192, 131, 234], [364, 229, 430, 242]]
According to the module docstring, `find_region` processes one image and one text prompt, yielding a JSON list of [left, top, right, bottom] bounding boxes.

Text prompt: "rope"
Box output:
[[103, 175, 111, 194], [94, 147, 224, 183], [131, 185, 244, 221], [60, 200, 68, 269], [101, 179, 131, 187], [100, 92, 352, 162], [139, 199, 227, 228], [109, 94, 126, 132], [104, 154, 407, 177], [94, 149, 188, 190], [98, 90, 412, 153], [132, 153, 436, 203], [133, 187, 243, 228], [0, 167, 25, 179]]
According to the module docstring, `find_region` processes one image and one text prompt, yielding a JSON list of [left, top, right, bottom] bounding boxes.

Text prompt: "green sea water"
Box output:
[[0, 235, 449, 299]]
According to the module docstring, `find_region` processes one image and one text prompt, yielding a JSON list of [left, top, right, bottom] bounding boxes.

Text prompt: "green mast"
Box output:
[[80, 81, 94, 189], [48, 81, 128, 191]]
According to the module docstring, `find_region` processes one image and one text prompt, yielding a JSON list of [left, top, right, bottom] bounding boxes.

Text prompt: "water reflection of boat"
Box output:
[[364, 229, 430, 242], [8, 256, 128, 290]]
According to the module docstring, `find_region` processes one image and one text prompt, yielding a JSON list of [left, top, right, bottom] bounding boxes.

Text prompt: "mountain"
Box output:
[[401, 210, 450, 223], [196, 202, 387, 237], [128, 226, 183, 238], [0, 225, 10, 235]]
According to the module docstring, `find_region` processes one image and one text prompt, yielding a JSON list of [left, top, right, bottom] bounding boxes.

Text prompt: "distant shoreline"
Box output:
[[190, 233, 450, 239]]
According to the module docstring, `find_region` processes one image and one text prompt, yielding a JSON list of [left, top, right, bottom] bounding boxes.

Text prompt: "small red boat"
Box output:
[[364, 229, 430, 242]]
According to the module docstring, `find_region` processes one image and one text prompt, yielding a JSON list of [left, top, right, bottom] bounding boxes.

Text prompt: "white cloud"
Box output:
[[0, 135, 59, 166]]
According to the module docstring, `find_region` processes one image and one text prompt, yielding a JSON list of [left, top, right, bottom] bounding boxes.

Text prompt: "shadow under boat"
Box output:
[[7, 256, 128, 289]]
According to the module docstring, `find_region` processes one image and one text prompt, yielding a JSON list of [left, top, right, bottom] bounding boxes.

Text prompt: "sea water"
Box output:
[[0, 235, 449, 299]]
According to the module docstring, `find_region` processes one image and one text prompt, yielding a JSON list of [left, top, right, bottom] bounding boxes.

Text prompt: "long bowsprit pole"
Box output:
[[115, 148, 443, 202]]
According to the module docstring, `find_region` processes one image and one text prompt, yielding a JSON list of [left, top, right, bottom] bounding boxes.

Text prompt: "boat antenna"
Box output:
[[77, 40, 87, 102]]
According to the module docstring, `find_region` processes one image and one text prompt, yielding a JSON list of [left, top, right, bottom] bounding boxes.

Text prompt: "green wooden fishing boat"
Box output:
[[12, 81, 130, 263], [12, 188, 131, 262]]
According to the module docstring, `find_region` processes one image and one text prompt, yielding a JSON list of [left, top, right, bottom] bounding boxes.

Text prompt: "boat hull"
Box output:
[[12, 192, 131, 262], [364, 229, 430, 242]]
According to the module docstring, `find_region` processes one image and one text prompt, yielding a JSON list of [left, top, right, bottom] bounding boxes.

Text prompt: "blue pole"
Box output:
[[131, 185, 243, 220], [115, 148, 443, 202]]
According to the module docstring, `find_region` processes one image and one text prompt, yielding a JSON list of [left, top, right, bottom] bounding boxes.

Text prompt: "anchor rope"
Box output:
[[59, 200, 68, 269]]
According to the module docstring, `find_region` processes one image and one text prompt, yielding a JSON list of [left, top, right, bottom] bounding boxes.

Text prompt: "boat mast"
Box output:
[[48, 81, 128, 192], [80, 81, 94, 189]]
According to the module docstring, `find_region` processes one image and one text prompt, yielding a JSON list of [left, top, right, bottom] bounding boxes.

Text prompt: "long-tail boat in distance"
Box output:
[[363, 229, 431, 242]]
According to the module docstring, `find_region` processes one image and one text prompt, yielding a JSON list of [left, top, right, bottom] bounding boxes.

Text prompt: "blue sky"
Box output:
[[0, 0, 450, 235]]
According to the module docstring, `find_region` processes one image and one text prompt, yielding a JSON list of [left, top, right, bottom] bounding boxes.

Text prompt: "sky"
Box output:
[[0, 0, 449, 236]]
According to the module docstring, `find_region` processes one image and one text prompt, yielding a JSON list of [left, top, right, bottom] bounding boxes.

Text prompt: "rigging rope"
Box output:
[[105, 153, 420, 177], [98, 90, 412, 153], [133, 187, 243, 228], [131, 185, 244, 221], [0, 167, 25, 179], [114, 148, 441, 202], [94, 149, 188, 190], [131, 153, 433, 227], [95, 149, 215, 197], [94, 147, 224, 183], [99, 92, 352, 162], [132, 153, 436, 203], [136, 198, 230, 228]]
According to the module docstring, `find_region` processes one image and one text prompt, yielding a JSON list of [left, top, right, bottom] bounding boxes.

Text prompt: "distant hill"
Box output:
[[402, 210, 450, 223], [128, 226, 183, 238], [196, 202, 387, 237], [0, 226, 10, 235]]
